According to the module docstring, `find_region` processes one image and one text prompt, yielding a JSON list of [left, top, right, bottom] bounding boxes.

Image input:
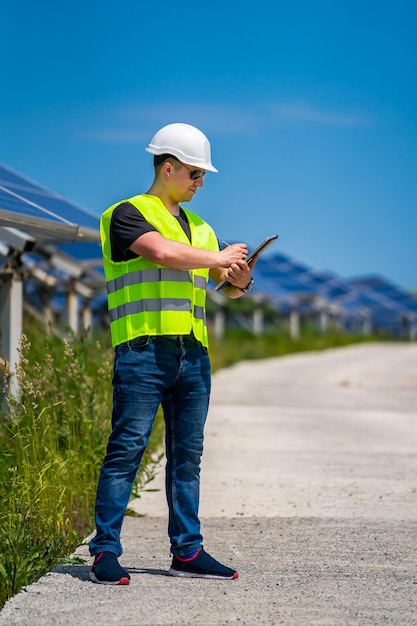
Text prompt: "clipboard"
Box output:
[[215, 234, 279, 291]]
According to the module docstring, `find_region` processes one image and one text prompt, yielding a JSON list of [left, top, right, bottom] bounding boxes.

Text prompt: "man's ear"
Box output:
[[163, 161, 173, 179]]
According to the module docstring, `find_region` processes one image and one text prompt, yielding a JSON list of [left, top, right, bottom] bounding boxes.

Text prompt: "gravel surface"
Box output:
[[1, 342, 416, 625]]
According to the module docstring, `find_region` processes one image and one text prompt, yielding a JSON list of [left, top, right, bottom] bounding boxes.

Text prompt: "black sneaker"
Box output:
[[168, 548, 238, 580], [89, 551, 130, 585]]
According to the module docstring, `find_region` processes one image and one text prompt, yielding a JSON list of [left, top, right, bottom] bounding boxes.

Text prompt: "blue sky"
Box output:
[[2, 0, 416, 289]]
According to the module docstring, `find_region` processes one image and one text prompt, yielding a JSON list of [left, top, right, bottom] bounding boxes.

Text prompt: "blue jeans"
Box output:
[[89, 333, 211, 557]]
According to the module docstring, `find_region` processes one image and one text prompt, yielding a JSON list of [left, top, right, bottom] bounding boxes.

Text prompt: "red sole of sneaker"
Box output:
[[89, 572, 130, 585]]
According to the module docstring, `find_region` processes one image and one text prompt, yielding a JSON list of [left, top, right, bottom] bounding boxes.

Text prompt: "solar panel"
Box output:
[[350, 276, 417, 312], [0, 164, 100, 242]]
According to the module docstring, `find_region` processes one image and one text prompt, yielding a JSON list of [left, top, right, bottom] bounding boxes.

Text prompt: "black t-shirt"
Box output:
[[110, 201, 191, 262]]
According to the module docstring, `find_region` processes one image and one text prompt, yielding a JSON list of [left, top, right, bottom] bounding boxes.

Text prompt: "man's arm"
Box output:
[[129, 231, 248, 271]]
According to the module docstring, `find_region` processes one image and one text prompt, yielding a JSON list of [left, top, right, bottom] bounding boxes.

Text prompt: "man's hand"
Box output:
[[217, 243, 248, 268], [211, 250, 258, 298], [223, 258, 252, 289]]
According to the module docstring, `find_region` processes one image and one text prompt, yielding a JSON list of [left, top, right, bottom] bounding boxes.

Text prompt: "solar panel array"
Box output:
[[251, 252, 417, 335], [0, 163, 416, 337]]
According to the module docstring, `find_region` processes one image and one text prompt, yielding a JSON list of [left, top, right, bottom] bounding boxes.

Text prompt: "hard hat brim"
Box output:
[[145, 146, 218, 173]]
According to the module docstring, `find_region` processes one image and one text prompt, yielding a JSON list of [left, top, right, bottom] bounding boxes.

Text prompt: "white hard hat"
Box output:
[[145, 123, 218, 172]]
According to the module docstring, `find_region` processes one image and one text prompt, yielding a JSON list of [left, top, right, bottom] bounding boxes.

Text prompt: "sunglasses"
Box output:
[[181, 163, 207, 181]]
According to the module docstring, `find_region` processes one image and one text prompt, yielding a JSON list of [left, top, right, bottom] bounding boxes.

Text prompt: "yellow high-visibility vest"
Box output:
[[100, 194, 219, 347]]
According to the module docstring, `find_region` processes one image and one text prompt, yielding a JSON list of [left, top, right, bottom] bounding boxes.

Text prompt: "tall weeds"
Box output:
[[0, 330, 163, 608]]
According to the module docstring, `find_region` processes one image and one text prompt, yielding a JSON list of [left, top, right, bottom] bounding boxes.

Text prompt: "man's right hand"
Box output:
[[218, 243, 248, 268]]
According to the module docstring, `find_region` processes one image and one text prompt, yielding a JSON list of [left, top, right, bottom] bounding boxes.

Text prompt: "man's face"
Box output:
[[168, 161, 206, 203]]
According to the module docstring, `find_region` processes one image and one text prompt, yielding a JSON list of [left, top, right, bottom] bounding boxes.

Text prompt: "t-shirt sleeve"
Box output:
[[110, 202, 158, 261]]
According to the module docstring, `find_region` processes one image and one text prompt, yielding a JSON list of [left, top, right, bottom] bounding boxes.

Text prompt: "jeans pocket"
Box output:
[[127, 335, 150, 350]]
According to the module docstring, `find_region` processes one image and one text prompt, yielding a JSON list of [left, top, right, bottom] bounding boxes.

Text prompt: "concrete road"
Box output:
[[1, 343, 416, 625]]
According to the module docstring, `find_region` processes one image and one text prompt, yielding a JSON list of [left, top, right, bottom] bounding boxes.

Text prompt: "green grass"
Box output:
[[0, 328, 163, 608], [208, 325, 375, 370], [0, 322, 376, 609]]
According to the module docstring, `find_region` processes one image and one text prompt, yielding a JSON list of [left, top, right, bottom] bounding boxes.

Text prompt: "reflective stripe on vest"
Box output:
[[106, 268, 207, 295], [108, 300, 206, 323]]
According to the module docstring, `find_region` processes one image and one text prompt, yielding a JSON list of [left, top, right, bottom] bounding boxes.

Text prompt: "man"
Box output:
[[89, 123, 256, 585]]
